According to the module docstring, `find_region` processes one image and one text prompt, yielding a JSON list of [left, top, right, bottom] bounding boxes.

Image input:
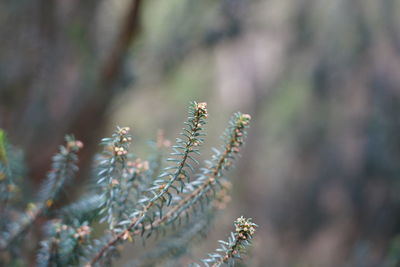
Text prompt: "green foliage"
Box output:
[[195, 216, 257, 267], [0, 129, 25, 206], [0, 129, 7, 163], [97, 126, 133, 229], [0, 135, 81, 251], [0, 103, 257, 266], [37, 220, 91, 267]]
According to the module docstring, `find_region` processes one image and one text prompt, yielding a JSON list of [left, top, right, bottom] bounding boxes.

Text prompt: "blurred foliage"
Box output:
[[0, 129, 7, 163], [1, 0, 400, 265]]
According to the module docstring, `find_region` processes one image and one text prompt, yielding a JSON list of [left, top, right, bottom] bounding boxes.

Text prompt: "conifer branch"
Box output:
[[145, 101, 207, 203], [37, 220, 91, 267], [59, 194, 103, 225], [0, 136, 82, 250], [128, 215, 211, 267], [197, 216, 257, 267], [97, 126, 132, 229], [85, 111, 250, 266], [86, 102, 208, 266], [0, 130, 25, 214], [0, 103, 257, 267], [127, 182, 232, 267], [146, 113, 251, 231]]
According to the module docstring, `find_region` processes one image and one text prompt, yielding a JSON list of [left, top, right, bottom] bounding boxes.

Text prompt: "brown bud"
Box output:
[[223, 255, 229, 262], [196, 102, 207, 111], [74, 140, 84, 149]]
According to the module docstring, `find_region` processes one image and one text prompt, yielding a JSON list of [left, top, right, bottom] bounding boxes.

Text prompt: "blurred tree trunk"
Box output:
[[0, 0, 142, 190]]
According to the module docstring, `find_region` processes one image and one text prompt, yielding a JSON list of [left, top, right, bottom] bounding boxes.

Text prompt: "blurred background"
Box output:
[[1, 0, 400, 266]]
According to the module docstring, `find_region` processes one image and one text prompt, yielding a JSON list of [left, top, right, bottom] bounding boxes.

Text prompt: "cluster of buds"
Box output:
[[66, 139, 83, 152], [74, 225, 91, 241], [195, 102, 208, 118], [127, 159, 149, 174], [112, 126, 132, 156], [236, 114, 251, 128], [230, 113, 251, 154], [52, 220, 69, 234], [234, 216, 257, 240], [114, 146, 128, 156], [52, 220, 91, 243], [135, 159, 149, 172], [118, 127, 131, 136]]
